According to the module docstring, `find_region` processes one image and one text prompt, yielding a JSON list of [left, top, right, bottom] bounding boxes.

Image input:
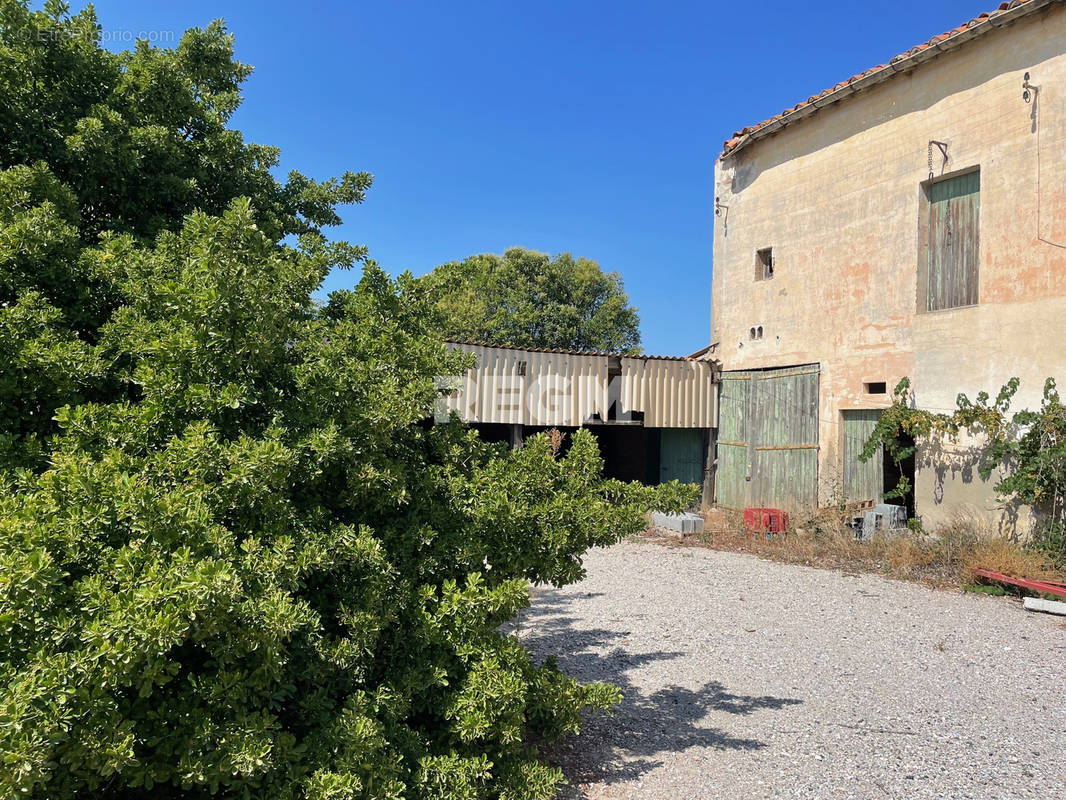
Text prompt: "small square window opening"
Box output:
[[864, 381, 887, 395], [756, 247, 774, 281]]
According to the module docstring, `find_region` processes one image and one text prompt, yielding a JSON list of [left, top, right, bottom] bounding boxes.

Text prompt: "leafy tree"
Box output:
[[0, 0, 369, 468], [422, 247, 642, 353], [0, 4, 695, 798]]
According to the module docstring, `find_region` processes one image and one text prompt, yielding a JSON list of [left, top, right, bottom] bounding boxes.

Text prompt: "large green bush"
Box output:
[[0, 4, 694, 797]]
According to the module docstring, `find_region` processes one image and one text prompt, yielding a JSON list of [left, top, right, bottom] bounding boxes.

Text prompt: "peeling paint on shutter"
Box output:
[[926, 170, 980, 311], [716, 373, 751, 509], [842, 409, 883, 503]]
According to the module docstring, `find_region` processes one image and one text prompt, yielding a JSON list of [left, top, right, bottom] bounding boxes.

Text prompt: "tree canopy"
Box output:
[[0, 4, 693, 798], [422, 247, 642, 353]]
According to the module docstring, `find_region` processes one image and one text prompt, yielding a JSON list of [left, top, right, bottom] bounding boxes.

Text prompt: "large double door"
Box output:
[[717, 365, 819, 510]]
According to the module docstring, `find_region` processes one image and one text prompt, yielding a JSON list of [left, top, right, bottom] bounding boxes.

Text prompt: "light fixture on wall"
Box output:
[[714, 196, 730, 236], [1022, 71, 1039, 103]]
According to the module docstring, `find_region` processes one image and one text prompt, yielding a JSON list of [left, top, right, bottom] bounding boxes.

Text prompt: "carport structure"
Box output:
[[436, 341, 719, 502]]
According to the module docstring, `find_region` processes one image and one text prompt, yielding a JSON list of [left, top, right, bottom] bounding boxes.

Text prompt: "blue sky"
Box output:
[[89, 0, 990, 355]]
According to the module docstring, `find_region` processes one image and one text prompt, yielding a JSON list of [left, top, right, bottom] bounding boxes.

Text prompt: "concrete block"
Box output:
[[857, 504, 908, 541], [1022, 596, 1066, 616], [651, 512, 704, 535]]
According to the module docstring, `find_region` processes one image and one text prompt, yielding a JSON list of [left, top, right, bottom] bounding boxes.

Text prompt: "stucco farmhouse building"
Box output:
[[711, 0, 1066, 531]]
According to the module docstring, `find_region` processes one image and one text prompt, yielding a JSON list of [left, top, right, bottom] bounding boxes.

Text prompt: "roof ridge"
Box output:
[[443, 338, 700, 361]]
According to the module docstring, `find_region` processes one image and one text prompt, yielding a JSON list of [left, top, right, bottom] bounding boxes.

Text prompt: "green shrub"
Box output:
[[0, 4, 696, 797]]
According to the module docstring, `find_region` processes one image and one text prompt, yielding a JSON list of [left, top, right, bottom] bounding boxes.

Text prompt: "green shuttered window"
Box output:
[[922, 170, 980, 312]]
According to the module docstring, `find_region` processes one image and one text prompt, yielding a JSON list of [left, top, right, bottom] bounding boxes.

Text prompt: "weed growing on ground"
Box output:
[[653, 508, 1066, 591]]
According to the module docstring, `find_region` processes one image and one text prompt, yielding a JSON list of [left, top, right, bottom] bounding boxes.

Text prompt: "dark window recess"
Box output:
[[755, 247, 774, 281], [748, 326, 764, 341], [864, 381, 887, 395], [922, 170, 979, 312], [516, 360, 527, 376]]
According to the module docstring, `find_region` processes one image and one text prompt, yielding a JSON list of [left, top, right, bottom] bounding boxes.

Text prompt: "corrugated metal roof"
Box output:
[[621, 356, 716, 428], [443, 339, 702, 362], [721, 0, 1059, 158], [438, 343, 610, 427], [438, 341, 718, 428]]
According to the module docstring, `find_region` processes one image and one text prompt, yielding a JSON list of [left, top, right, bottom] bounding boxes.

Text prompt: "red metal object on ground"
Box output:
[[743, 508, 790, 538], [972, 568, 1066, 599]]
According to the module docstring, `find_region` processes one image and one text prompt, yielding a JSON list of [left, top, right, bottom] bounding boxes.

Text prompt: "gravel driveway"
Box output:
[[513, 539, 1066, 800]]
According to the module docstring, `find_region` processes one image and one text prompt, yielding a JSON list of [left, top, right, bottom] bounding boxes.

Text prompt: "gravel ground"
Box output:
[[513, 538, 1066, 800]]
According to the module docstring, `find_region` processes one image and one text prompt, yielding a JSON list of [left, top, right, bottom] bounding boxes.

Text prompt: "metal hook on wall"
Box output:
[[927, 141, 949, 181]]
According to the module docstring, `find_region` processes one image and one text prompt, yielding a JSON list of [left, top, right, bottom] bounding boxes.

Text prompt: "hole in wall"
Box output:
[[755, 247, 774, 281]]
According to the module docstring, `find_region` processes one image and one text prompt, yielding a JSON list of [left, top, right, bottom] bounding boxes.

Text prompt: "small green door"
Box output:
[[659, 428, 704, 485], [842, 409, 883, 503]]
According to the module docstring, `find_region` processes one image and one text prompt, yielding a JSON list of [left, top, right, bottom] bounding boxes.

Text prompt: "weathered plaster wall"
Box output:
[[711, 5, 1066, 530]]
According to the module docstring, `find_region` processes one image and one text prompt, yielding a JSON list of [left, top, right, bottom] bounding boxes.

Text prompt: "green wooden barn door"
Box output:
[[716, 365, 819, 510], [716, 373, 751, 508], [659, 428, 704, 486], [842, 409, 883, 503]]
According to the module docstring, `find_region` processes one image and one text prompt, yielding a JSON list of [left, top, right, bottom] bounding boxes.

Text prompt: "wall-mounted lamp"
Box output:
[[714, 196, 728, 217], [1022, 71, 1039, 103]]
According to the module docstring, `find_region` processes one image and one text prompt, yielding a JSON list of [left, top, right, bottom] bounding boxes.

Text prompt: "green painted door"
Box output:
[[659, 428, 704, 485], [842, 409, 883, 503], [716, 365, 819, 510], [716, 373, 750, 509]]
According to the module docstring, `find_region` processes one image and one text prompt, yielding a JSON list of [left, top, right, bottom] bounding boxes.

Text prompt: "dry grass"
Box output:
[[644, 507, 1066, 592], [962, 536, 1066, 583]]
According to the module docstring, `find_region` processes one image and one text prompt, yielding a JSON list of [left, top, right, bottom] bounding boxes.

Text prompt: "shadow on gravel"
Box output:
[[515, 588, 802, 797]]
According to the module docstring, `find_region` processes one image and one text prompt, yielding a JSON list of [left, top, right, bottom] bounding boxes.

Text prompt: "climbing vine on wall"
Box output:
[[861, 377, 1066, 562]]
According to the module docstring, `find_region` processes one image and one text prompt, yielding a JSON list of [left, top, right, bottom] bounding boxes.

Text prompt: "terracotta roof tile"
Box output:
[[721, 0, 1051, 156]]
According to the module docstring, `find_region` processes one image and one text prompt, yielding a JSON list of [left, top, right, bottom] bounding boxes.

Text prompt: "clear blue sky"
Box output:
[[88, 0, 989, 355]]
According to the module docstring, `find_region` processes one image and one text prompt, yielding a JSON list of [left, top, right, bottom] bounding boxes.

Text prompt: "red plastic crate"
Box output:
[[743, 507, 789, 538]]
